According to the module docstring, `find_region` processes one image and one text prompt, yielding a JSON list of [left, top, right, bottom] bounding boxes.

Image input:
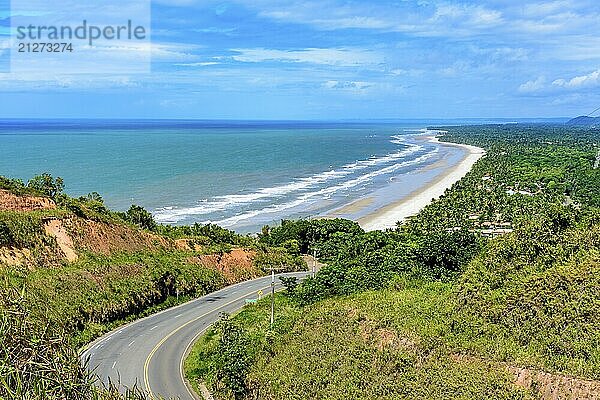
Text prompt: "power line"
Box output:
[[587, 105, 600, 117]]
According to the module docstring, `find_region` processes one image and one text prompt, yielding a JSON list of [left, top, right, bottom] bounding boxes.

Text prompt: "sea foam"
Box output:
[[209, 151, 436, 227], [154, 136, 427, 223]]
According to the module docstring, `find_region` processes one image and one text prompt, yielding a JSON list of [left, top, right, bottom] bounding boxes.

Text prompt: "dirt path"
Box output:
[[452, 355, 600, 399], [509, 366, 600, 399], [43, 219, 78, 262]]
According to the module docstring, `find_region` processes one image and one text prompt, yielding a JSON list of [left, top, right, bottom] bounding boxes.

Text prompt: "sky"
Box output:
[[1, 0, 600, 120]]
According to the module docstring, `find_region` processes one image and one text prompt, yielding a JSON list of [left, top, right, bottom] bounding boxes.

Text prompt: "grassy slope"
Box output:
[[0, 210, 255, 347], [187, 286, 535, 400], [0, 194, 294, 346], [187, 222, 600, 399], [185, 295, 304, 398], [452, 222, 600, 379], [12, 250, 230, 346]]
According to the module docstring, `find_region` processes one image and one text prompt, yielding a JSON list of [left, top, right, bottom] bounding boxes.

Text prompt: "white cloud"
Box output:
[[256, 1, 505, 36], [468, 45, 529, 62], [521, 1, 574, 17], [322, 80, 372, 90], [260, 9, 392, 30], [550, 93, 584, 105], [174, 62, 219, 67], [518, 69, 600, 94], [0, 72, 141, 89], [518, 76, 546, 93], [390, 69, 408, 76], [432, 4, 503, 27], [230, 47, 382, 67], [491, 47, 528, 61], [256, 2, 395, 31], [192, 27, 237, 35], [552, 69, 600, 89], [389, 68, 423, 77]]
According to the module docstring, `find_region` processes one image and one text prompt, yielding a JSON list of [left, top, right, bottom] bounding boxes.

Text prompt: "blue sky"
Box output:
[[1, 0, 600, 119]]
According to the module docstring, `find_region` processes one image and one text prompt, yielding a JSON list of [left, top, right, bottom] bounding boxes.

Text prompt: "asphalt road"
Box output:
[[82, 271, 308, 399]]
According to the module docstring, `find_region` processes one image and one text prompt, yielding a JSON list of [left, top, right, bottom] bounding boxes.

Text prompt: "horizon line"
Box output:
[[0, 117, 572, 122]]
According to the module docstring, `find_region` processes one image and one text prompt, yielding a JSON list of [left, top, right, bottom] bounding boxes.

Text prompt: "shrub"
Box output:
[[125, 204, 156, 231], [26, 173, 64, 198], [0, 286, 148, 399], [213, 315, 253, 400], [0, 176, 28, 195], [262, 219, 363, 254], [0, 221, 12, 246], [413, 229, 481, 280]]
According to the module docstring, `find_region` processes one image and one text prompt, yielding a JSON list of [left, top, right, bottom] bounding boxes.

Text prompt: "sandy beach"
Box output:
[[358, 136, 485, 231]]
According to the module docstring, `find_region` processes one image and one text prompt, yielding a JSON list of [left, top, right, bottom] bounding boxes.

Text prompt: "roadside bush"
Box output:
[[156, 223, 253, 246], [214, 316, 254, 400], [287, 228, 480, 305], [261, 218, 363, 254], [253, 245, 306, 273]]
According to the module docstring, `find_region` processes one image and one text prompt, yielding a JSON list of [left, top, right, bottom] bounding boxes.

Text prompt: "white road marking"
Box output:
[[88, 273, 308, 397], [112, 361, 117, 369], [150, 325, 158, 331], [128, 340, 135, 347]]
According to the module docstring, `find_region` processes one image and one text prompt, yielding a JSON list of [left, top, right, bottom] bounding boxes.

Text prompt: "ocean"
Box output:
[[0, 120, 467, 232]]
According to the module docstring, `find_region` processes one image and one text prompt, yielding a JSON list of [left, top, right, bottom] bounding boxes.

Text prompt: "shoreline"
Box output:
[[358, 136, 485, 231]]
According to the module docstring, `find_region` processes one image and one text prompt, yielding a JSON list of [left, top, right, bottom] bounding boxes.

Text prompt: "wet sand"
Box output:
[[358, 136, 485, 231]]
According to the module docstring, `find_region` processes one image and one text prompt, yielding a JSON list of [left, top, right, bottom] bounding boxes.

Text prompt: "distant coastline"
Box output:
[[358, 135, 485, 231]]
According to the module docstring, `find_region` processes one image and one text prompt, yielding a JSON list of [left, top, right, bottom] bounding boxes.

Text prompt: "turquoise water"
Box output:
[[0, 120, 463, 232]]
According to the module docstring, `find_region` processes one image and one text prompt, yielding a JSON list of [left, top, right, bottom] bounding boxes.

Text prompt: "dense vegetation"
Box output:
[[186, 124, 600, 400], [9, 251, 233, 346], [453, 215, 600, 378], [0, 173, 64, 198]]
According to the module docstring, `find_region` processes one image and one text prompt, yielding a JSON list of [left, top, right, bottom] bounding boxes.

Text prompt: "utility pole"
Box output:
[[270, 269, 275, 326]]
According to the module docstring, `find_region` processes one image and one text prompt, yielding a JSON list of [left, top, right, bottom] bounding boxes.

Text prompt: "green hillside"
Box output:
[[0, 178, 305, 399], [185, 125, 600, 400]]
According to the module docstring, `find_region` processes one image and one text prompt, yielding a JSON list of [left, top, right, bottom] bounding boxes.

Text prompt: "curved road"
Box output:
[[82, 272, 307, 399]]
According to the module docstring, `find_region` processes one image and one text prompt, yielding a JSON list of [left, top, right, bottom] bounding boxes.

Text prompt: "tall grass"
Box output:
[[0, 286, 148, 400]]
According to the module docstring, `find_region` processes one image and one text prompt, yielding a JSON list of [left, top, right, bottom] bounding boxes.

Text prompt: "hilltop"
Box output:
[[566, 115, 600, 126]]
